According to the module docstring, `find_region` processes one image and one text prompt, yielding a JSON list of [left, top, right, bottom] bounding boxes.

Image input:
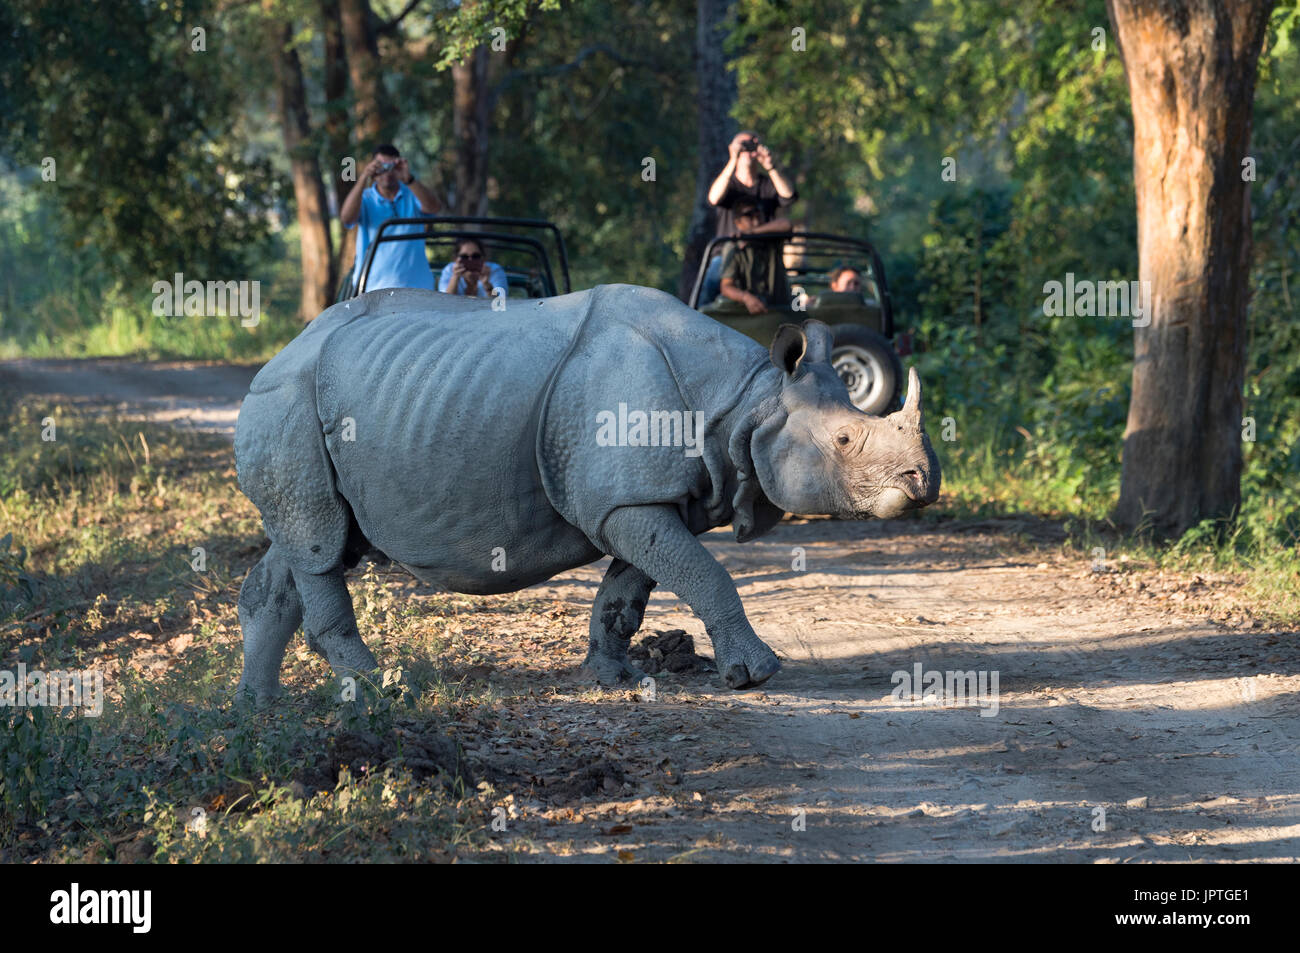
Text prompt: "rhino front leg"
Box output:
[[601, 505, 781, 689], [582, 559, 656, 686], [291, 566, 380, 692], [236, 544, 303, 704]]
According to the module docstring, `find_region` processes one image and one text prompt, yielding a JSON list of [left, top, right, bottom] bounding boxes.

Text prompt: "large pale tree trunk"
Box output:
[[272, 22, 334, 321], [1107, 0, 1275, 536], [677, 0, 737, 301], [451, 45, 492, 216]]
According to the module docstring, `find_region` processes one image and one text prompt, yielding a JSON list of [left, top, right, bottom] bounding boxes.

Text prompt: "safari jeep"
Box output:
[[337, 215, 572, 302], [688, 232, 907, 416]]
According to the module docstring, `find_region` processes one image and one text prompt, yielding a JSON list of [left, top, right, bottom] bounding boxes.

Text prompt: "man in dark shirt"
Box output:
[[719, 201, 791, 314], [701, 131, 798, 302]]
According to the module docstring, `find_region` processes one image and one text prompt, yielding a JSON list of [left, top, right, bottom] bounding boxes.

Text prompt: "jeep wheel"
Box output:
[[829, 324, 902, 416]]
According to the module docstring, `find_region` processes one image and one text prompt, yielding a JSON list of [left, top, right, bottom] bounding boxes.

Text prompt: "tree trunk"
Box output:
[[322, 0, 352, 287], [338, 0, 395, 288], [338, 0, 391, 146], [272, 22, 334, 321], [677, 0, 737, 302], [451, 45, 491, 216], [1107, 0, 1275, 536]]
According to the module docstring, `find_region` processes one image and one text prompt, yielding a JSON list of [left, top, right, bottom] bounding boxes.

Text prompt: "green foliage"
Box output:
[[0, 705, 93, 832], [1238, 3, 1300, 547], [0, 0, 282, 288], [787, 1, 1134, 520], [0, 169, 303, 359], [480, 0, 698, 289], [432, 0, 564, 69], [0, 533, 36, 606]]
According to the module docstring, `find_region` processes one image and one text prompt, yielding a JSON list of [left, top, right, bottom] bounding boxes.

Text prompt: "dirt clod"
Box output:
[[630, 629, 714, 675]]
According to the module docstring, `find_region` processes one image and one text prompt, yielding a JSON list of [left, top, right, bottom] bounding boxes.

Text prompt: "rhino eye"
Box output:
[[836, 434, 851, 447]]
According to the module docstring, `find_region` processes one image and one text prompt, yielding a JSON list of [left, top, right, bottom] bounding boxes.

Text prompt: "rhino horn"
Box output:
[[899, 366, 923, 426]]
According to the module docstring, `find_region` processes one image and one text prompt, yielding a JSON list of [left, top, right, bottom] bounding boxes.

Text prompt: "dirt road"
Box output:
[[6, 359, 1297, 862], [0, 358, 259, 438], [444, 519, 1300, 862]]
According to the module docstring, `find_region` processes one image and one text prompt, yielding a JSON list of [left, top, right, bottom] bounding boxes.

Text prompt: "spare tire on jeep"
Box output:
[[829, 324, 902, 416]]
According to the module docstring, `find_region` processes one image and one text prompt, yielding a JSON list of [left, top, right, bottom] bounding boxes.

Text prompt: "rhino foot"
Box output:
[[717, 641, 782, 690], [236, 543, 303, 708], [582, 654, 650, 688], [721, 656, 781, 690], [235, 680, 284, 709]]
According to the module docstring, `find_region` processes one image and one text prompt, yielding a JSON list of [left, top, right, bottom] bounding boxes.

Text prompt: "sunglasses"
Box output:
[[457, 252, 483, 261]]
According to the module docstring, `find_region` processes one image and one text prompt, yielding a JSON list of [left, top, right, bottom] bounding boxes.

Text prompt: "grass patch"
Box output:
[[0, 391, 487, 862], [0, 183, 305, 362], [930, 438, 1300, 624], [0, 285, 302, 363]]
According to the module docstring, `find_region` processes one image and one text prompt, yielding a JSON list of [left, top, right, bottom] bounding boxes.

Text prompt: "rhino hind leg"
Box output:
[[292, 566, 380, 687], [582, 559, 656, 686], [236, 544, 304, 704], [601, 505, 781, 690]]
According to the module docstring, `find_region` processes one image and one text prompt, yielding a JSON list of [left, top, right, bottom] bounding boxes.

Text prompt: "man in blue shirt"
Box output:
[[340, 144, 442, 293]]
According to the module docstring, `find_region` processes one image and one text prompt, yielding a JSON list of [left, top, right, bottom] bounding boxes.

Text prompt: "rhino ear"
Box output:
[[770, 324, 807, 376], [800, 319, 833, 364]]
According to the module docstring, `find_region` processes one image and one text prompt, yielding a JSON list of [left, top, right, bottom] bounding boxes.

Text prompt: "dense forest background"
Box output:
[[1, 0, 1297, 548]]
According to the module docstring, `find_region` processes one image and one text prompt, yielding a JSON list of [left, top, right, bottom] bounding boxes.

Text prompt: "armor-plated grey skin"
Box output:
[[233, 284, 940, 701]]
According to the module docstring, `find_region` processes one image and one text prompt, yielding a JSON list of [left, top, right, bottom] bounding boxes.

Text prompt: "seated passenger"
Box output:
[[828, 266, 862, 293], [826, 265, 880, 301], [438, 238, 507, 298], [718, 202, 791, 315]]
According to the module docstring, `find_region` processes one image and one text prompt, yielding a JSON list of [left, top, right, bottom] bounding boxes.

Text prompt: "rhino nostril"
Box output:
[[897, 469, 925, 500]]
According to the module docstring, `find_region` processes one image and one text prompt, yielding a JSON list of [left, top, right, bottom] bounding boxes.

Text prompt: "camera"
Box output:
[[376, 161, 396, 174], [740, 139, 758, 152]]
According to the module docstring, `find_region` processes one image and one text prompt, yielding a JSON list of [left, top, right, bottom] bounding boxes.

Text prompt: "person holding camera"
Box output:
[[700, 132, 798, 302], [340, 144, 442, 293], [438, 237, 507, 298]]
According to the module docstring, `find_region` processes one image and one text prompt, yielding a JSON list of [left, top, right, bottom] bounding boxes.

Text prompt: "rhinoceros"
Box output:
[[233, 284, 939, 702]]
